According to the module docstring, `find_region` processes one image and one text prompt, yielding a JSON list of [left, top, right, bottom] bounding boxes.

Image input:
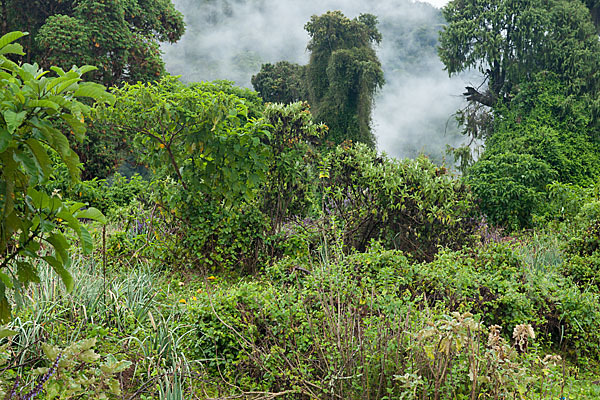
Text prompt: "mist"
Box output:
[[162, 0, 476, 161]]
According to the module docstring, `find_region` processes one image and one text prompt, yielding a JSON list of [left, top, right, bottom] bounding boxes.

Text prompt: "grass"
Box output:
[[1, 231, 600, 399]]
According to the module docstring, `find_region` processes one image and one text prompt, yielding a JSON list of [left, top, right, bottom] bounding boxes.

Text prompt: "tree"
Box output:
[[304, 11, 384, 148], [0, 32, 113, 323], [465, 73, 600, 229], [102, 76, 270, 204], [439, 0, 600, 108], [1, 0, 185, 87], [251, 61, 306, 104], [98, 76, 272, 270]]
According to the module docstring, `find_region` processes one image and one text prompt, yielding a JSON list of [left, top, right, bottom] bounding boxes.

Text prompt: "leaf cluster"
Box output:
[[0, 32, 111, 322]]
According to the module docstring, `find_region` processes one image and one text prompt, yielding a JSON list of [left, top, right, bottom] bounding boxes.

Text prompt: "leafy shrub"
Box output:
[[259, 102, 326, 232], [322, 143, 479, 261], [563, 213, 600, 291], [0, 32, 111, 322], [467, 152, 556, 229]]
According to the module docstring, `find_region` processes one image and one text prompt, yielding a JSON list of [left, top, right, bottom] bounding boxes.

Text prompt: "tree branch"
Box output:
[[463, 87, 496, 107]]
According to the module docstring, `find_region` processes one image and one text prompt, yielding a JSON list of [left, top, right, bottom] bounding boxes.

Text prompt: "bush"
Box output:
[[467, 152, 556, 229], [322, 143, 480, 261]]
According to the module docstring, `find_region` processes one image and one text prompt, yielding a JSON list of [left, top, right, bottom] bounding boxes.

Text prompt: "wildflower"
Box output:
[[22, 352, 62, 400], [192, 296, 197, 301], [196, 288, 202, 294], [159, 143, 165, 149], [178, 299, 186, 304], [178, 281, 184, 287], [207, 276, 216, 281]]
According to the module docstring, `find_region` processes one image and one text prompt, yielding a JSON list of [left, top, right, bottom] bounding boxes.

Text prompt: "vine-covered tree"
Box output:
[[1, 0, 185, 86], [304, 11, 384, 147], [253, 12, 384, 148]]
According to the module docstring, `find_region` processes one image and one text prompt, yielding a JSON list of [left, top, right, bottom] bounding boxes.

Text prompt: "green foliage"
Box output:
[[305, 11, 384, 147], [190, 80, 265, 120], [259, 102, 326, 231], [322, 143, 479, 261], [467, 152, 556, 230], [466, 74, 600, 230], [30, 338, 132, 399], [185, 243, 582, 398], [0, 32, 112, 322], [563, 206, 600, 290], [485, 75, 600, 187], [99, 76, 272, 270], [251, 61, 307, 104], [102, 75, 270, 205], [5, 0, 185, 87], [439, 0, 600, 105]]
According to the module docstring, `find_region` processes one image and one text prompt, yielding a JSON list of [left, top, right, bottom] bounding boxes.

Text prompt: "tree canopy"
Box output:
[[439, 0, 600, 107], [1, 0, 185, 86], [252, 11, 384, 148]]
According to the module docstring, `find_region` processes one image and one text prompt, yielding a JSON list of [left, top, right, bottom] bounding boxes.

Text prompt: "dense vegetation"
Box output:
[[252, 11, 384, 147], [1, 0, 600, 399]]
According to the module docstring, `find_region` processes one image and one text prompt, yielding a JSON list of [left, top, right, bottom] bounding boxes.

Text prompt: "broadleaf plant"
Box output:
[[0, 31, 114, 322]]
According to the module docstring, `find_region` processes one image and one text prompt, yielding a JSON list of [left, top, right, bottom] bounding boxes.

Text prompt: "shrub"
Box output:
[[467, 152, 557, 230], [322, 143, 479, 261]]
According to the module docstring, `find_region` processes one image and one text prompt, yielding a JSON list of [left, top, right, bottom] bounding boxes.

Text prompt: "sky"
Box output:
[[422, 0, 449, 7], [162, 0, 471, 162]]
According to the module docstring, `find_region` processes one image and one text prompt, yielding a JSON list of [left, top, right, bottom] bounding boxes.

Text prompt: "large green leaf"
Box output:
[[13, 149, 40, 183], [26, 138, 52, 179], [74, 82, 115, 105], [3, 110, 26, 134], [75, 207, 107, 224], [78, 226, 94, 254], [0, 31, 28, 51], [27, 187, 50, 209], [46, 232, 70, 263], [56, 209, 82, 233], [0, 43, 24, 56], [0, 327, 17, 339], [43, 255, 74, 293], [27, 99, 60, 111], [61, 114, 87, 142]]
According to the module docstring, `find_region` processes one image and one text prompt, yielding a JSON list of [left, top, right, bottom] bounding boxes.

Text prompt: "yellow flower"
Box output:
[[178, 299, 186, 304], [192, 296, 197, 301], [196, 288, 202, 294], [159, 143, 165, 149], [207, 276, 216, 281]]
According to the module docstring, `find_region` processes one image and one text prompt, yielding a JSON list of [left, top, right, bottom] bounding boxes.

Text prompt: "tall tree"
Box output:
[[439, 0, 600, 108], [304, 11, 384, 147], [1, 0, 185, 87]]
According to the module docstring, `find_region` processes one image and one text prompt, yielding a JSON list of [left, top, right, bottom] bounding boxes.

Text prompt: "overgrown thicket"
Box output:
[[441, 0, 600, 230], [3, 0, 600, 398]]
